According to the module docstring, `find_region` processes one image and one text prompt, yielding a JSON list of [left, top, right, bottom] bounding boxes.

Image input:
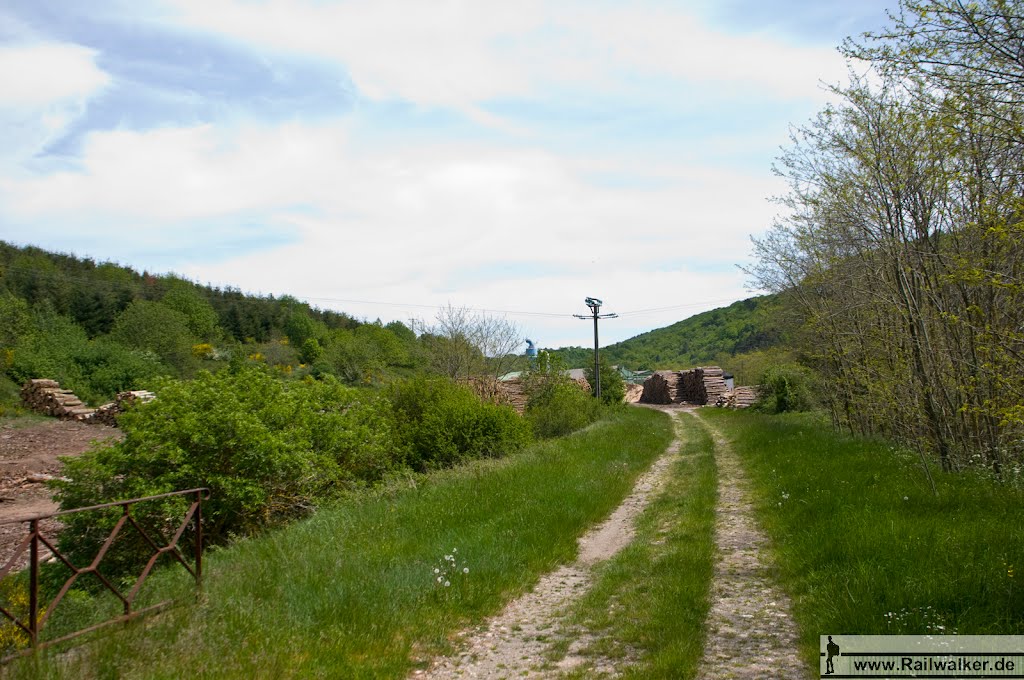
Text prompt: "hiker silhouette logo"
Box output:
[[825, 636, 840, 675]]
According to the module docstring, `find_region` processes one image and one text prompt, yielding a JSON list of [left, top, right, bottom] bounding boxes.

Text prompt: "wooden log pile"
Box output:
[[677, 366, 728, 403], [87, 390, 157, 426], [638, 371, 682, 404], [462, 377, 529, 413], [731, 385, 760, 408], [465, 375, 593, 414], [496, 378, 529, 414], [639, 366, 730, 406], [20, 379, 95, 421]]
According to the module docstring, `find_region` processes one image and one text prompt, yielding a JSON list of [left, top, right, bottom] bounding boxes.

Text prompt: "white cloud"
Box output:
[[1, 117, 776, 345], [0, 42, 110, 169], [165, 0, 845, 112], [0, 43, 109, 108], [1, 1, 834, 346]]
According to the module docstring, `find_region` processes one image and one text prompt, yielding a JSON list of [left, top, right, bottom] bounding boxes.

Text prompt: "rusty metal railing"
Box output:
[[0, 487, 209, 662]]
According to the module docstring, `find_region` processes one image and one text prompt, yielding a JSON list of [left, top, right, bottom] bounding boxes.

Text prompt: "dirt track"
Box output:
[[415, 406, 682, 679], [0, 419, 121, 567]]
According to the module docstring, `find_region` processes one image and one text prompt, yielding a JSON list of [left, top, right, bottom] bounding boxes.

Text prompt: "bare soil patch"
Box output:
[[0, 419, 122, 568]]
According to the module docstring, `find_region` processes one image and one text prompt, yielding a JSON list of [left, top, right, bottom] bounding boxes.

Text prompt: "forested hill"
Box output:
[[549, 295, 784, 372], [0, 241, 359, 341], [0, 241, 432, 406]]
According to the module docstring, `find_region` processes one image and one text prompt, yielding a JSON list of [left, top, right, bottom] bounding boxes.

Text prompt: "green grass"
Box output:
[[6, 406, 673, 679], [700, 408, 1024, 669], [0, 374, 41, 422], [554, 410, 717, 679]]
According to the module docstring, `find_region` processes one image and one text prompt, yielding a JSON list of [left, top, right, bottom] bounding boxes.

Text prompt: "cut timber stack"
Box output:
[[88, 390, 157, 426], [701, 367, 730, 405], [639, 371, 682, 404], [20, 379, 95, 421], [466, 375, 593, 413], [731, 386, 760, 408], [639, 366, 730, 406], [496, 378, 529, 414], [462, 377, 529, 413]]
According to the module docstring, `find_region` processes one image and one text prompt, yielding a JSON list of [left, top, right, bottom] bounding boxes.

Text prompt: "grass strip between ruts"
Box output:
[[555, 409, 718, 679]]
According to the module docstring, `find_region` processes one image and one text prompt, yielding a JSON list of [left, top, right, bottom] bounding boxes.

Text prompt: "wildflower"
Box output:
[[903, 496, 909, 501], [444, 581, 451, 587], [463, 567, 469, 574], [434, 568, 440, 574]]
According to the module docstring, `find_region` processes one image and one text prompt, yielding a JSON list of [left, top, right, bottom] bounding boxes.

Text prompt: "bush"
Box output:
[[110, 300, 196, 374], [525, 379, 600, 439], [756, 363, 817, 413], [53, 366, 402, 575], [7, 316, 166, 405], [387, 376, 532, 470], [585, 355, 626, 405]]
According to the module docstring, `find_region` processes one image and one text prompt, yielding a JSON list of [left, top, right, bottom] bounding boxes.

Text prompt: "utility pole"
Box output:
[[574, 297, 617, 400]]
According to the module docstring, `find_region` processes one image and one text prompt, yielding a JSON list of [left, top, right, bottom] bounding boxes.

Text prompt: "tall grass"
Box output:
[[700, 409, 1024, 668], [558, 410, 717, 679], [7, 406, 673, 679]]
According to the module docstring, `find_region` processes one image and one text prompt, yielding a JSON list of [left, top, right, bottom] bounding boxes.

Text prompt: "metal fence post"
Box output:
[[28, 519, 38, 650]]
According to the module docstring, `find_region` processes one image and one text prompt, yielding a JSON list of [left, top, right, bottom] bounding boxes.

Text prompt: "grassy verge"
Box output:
[[700, 408, 1024, 669], [555, 410, 717, 679], [7, 406, 673, 679]]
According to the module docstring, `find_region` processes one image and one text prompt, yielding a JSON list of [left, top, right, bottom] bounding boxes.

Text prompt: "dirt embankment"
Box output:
[[0, 420, 122, 567]]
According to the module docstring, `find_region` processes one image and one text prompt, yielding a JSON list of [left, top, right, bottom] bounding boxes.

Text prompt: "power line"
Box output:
[[613, 298, 741, 318]]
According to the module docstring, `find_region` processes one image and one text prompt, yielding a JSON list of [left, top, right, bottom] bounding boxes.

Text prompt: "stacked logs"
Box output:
[[88, 390, 156, 426], [495, 378, 529, 413], [638, 371, 682, 404], [466, 374, 593, 414], [730, 385, 760, 408], [20, 379, 95, 421], [20, 380, 156, 425], [624, 383, 644, 403], [462, 377, 529, 413], [639, 366, 731, 406], [677, 366, 729, 404]]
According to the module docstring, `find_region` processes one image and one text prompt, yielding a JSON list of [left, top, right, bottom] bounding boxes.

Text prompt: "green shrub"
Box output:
[[6, 312, 166, 405], [585, 355, 626, 405], [756, 363, 816, 413], [526, 379, 600, 438], [110, 300, 196, 373], [53, 367, 401, 576], [386, 376, 532, 470]]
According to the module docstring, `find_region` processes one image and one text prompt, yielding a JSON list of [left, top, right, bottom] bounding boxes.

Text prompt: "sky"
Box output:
[[0, 0, 897, 348]]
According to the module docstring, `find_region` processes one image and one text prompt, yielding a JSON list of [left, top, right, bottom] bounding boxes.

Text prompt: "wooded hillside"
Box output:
[[549, 295, 787, 379], [0, 242, 526, 408]]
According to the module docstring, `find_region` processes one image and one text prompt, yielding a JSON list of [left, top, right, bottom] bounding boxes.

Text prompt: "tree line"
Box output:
[[0, 242, 528, 407], [750, 0, 1024, 474]]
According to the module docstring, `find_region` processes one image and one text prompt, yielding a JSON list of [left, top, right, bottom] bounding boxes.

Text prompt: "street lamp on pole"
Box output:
[[574, 297, 618, 400]]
